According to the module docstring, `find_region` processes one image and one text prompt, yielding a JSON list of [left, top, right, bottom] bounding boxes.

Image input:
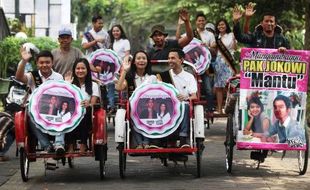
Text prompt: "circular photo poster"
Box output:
[[129, 82, 184, 138], [28, 80, 85, 136], [88, 49, 121, 85], [183, 38, 212, 75]]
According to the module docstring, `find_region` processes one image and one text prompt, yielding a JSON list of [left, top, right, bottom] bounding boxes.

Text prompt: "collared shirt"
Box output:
[[134, 74, 150, 87], [80, 81, 100, 101], [82, 28, 110, 55], [112, 38, 130, 61], [25, 70, 63, 92], [170, 69, 197, 99]]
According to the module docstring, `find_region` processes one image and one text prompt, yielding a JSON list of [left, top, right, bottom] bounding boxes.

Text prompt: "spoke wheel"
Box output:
[[20, 147, 30, 182], [298, 129, 309, 175], [225, 114, 234, 173]]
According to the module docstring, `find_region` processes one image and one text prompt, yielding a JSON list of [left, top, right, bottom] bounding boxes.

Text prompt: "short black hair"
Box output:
[[168, 48, 185, 59], [92, 15, 103, 23], [195, 12, 206, 21], [261, 12, 277, 23], [35, 50, 53, 62], [273, 95, 291, 109]]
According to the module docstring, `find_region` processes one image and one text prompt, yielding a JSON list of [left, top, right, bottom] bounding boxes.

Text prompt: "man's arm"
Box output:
[[15, 48, 31, 84], [178, 9, 193, 48]]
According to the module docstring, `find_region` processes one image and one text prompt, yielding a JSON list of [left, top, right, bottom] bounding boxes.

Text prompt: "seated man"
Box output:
[[157, 48, 198, 148], [15, 48, 65, 155]]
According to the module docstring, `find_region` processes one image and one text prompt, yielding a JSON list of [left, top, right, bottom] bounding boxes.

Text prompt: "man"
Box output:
[[158, 48, 197, 148], [40, 95, 58, 115], [15, 49, 65, 155], [82, 15, 110, 55], [52, 27, 84, 76], [148, 9, 193, 61], [82, 15, 115, 114], [140, 98, 157, 119], [267, 95, 305, 145], [232, 8, 290, 50]]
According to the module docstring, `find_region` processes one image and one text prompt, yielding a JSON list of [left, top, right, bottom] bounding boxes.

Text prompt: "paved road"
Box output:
[[1, 118, 310, 190]]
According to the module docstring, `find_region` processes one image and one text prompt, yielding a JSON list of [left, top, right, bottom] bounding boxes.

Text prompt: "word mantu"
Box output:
[[245, 72, 303, 89]]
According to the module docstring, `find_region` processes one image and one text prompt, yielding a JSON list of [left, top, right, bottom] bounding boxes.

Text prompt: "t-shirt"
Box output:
[[148, 40, 181, 61], [52, 47, 84, 76], [80, 81, 100, 101], [82, 28, 110, 55], [170, 69, 197, 99], [25, 70, 63, 92], [112, 39, 130, 61]]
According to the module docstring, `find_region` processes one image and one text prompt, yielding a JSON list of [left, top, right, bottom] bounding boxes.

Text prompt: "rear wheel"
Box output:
[[20, 147, 29, 182], [196, 138, 204, 178], [298, 129, 309, 175], [118, 143, 126, 178], [225, 114, 234, 173]]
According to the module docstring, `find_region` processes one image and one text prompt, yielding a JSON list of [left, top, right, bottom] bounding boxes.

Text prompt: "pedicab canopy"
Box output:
[[28, 80, 85, 136], [88, 49, 121, 85], [237, 48, 310, 150], [183, 38, 212, 75], [130, 81, 185, 138]]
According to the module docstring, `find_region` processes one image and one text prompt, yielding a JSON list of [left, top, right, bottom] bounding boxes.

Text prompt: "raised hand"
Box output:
[[245, 2, 256, 18], [233, 4, 243, 23], [179, 8, 190, 22], [122, 55, 132, 72], [20, 47, 32, 62]]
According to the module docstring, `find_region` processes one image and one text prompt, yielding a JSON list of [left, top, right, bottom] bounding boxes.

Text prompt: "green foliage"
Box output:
[[0, 37, 57, 78]]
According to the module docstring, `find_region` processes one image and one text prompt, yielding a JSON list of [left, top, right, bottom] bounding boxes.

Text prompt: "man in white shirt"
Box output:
[[81, 15, 110, 55], [16, 49, 65, 155], [167, 48, 198, 148]]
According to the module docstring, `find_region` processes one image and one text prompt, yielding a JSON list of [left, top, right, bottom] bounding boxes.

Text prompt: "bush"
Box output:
[[0, 37, 58, 78]]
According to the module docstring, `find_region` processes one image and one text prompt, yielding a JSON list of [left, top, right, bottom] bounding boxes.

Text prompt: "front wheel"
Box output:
[[195, 138, 204, 178], [20, 147, 30, 182], [298, 129, 309, 175], [118, 143, 126, 179], [225, 114, 234, 173]]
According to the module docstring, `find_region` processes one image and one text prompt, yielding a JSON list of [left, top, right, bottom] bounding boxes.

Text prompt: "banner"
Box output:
[[88, 49, 121, 85], [237, 48, 309, 150], [183, 38, 211, 75], [29, 80, 85, 136], [129, 82, 184, 138]]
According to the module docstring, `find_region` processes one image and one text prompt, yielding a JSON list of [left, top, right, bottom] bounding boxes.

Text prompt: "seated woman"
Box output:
[[66, 58, 100, 153], [243, 96, 272, 142], [116, 50, 154, 149]]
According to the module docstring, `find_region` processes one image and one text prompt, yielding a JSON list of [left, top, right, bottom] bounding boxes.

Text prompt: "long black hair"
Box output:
[[127, 50, 152, 79], [247, 96, 264, 132], [215, 18, 231, 35], [158, 102, 169, 115], [72, 58, 93, 96], [59, 101, 70, 114], [109, 24, 127, 49]]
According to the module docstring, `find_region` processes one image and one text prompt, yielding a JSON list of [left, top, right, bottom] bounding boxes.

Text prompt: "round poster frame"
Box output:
[[28, 80, 86, 136], [183, 38, 212, 75], [88, 49, 121, 85], [129, 82, 184, 138]]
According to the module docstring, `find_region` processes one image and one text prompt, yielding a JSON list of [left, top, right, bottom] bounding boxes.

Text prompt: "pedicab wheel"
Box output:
[[118, 143, 126, 178], [68, 157, 74, 168], [20, 147, 29, 182], [298, 129, 309, 175], [61, 157, 66, 166], [196, 138, 204, 178], [225, 114, 234, 173], [99, 157, 106, 179]]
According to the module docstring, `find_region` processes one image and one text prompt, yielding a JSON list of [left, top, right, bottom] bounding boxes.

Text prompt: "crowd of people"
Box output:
[[0, 2, 298, 161]]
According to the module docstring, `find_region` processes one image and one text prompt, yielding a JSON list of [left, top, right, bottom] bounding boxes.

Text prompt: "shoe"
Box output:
[[143, 144, 150, 149], [179, 137, 190, 148], [148, 144, 161, 149], [55, 145, 65, 156], [136, 145, 143, 149], [0, 156, 9, 162], [180, 144, 190, 148]]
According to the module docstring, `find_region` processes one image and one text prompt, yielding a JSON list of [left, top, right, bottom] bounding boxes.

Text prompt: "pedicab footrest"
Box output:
[[27, 151, 94, 159], [124, 147, 197, 154]]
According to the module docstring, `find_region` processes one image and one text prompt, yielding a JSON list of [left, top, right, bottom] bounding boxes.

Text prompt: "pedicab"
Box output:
[[115, 59, 205, 178], [224, 48, 309, 174], [15, 80, 107, 182]]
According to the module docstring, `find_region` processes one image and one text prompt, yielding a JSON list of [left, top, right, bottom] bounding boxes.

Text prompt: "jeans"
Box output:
[[29, 116, 65, 149], [107, 83, 115, 109], [132, 128, 150, 146], [0, 132, 14, 156], [179, 103, 189, 137], [201, 73, 215, 111]]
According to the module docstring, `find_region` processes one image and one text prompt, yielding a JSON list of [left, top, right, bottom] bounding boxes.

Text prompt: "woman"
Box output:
[[66, 58, 100, 153], [243, 96, 270, 142], [157, 102, 171, 124], [116, 51, 152, 149], [214, 19, 237, 114], [57, 101, 72, 122], [109, 24, 131, 61]]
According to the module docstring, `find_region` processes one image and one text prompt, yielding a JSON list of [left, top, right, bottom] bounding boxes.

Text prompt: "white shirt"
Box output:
[[80, 81, 100, 101], [183, 29, 215, 47], [82, 28, 110, 55], [170, 69, 197, 99], [134, 74, 151, 87], [217, 32, 236, 54], [25, 70, 63, 92], [112, 39, 130, 61]]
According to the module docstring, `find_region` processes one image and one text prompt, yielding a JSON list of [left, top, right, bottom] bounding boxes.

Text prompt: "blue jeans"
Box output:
[[132, 128, 150, 146], [201, 74, 214, 111], [107, 83, 115, 109], [0, 132, 14, 156], [29, 116, 65, 149], [179, 103, 189, 137]]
